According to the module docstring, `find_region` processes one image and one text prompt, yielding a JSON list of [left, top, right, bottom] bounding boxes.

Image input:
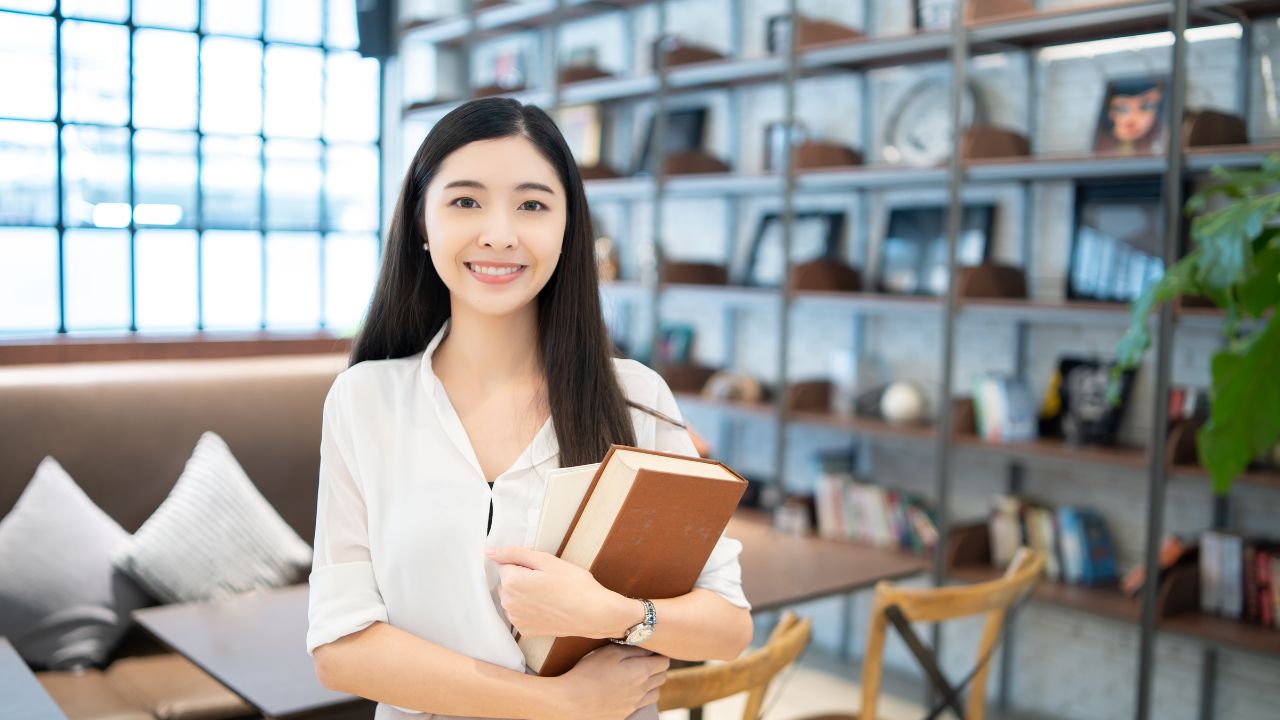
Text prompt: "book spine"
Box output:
[[1201, 531, 1221, 615], [1220, 534, 1243, 620]]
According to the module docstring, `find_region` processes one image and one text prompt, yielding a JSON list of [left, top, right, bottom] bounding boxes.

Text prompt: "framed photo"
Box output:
[[558, 103, 604, 167], [491, 47, 526, 90], [744, 211, 845, 287], [1068, 180, 1164, 303], [913, 0, 957, 31], [657, 323, 695, 365], [634, 107, 707, 176], [1093, 76, 1168, 155], [875, 204, 994, 296]]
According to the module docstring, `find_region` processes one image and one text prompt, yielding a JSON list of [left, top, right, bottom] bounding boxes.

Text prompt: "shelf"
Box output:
[[798, 30, 952, 71], [665, 172, 785, 196], [671, 391, 776, 420], [400, 0, 636, 47], [958, 298, 1131, 325], [788, 409, 936, 442], [583, 176, 653, 201], [796, 164, 949, 190], [949, 566, 1141, 624], [599, 280, 650, 302], [667, 55, 786, 90], [965, 146, 1280, 183], [790, 290, 942, 315], [953, 433, 1150, 472], [1170, 463, 1280, 490], [660, 282, 778, 306], [560, 74, 660, 105], [1161, 612, 1280, 659]]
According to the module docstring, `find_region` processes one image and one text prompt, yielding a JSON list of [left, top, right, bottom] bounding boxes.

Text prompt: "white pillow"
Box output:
[[0, 457, 150, 669], [113, 432, 313, 603]]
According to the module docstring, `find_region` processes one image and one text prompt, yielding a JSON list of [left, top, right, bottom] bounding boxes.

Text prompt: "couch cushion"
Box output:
[[113, 431, 313, 603], [106, 653, 254, 720], [0, 458, 151, 669], [36, 668, 153, 720]]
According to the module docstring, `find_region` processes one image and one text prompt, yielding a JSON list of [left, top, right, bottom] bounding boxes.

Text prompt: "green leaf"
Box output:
[[1190, 196, 1274, 291], [1238, 245, 1280, 318], [1197, 314, 1280, 494]]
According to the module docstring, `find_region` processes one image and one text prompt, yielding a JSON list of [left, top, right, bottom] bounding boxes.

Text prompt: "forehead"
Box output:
[[434, 136, 562, 189]]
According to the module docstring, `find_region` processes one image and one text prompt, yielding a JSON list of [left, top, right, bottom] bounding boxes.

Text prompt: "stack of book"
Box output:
[[971, 373, 1038, 444], [1200, 532, 1279, 628], [815, 472, 938, 553], [988, 495, 1117, 585]]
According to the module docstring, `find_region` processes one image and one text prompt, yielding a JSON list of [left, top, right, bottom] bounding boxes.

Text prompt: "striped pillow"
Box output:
[[113, 432, 313, 604]]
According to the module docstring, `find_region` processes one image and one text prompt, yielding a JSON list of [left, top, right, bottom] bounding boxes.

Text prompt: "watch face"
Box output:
[[883, 78, 979, 167], [626, 624, 654, 644]]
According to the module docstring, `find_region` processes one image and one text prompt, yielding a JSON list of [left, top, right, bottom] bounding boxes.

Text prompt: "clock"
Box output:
[[882, 76, 985, 167]]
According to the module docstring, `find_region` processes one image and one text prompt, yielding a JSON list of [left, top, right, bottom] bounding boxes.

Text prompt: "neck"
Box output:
[[435, 302, 542, 386]]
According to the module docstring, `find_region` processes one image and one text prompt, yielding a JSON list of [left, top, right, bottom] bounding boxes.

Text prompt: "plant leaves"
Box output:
[[1198, 314, 1280, 494], [1238, 244, 1280, 318], [1190, 195, 1280, 291]]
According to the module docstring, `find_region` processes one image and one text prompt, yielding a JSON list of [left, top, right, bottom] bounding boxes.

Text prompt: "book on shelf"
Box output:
[[972, 374, 1038, 444], [815, 471, 937, 553], [517, 445, 747, 677], [1198, 531, 1280, 628], [988, 497, 1116, 586]]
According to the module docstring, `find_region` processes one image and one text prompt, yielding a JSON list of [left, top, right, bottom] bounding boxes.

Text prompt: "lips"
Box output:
[[465, 261, 527, 284]]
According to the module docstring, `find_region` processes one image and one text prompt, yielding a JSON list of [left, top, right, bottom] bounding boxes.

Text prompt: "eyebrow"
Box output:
[[442, 179, 557, 195]]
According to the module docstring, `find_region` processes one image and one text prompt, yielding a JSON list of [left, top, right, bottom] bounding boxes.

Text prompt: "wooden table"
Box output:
[[133, 586, 371, 720], [0, 637, 68, 720]]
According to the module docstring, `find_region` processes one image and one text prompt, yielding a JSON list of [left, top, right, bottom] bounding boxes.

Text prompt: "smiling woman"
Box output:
[[305, 97, 753, 720]]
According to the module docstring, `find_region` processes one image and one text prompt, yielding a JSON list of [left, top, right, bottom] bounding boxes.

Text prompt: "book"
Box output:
[[517, 445, 747, 677], [1219, 533, 1244, 619], [1077, 509, 1118, 585], [1057, 507, 1083, 584], [990, 495, 1023, 569], [531, 463, 601, 554]]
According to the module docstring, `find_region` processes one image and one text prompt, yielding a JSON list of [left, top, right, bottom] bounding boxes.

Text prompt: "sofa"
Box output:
[[0, 352, 349, 720]]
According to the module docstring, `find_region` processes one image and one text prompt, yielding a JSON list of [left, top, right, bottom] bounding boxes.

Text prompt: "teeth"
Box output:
[[469, 263, 521, 277]]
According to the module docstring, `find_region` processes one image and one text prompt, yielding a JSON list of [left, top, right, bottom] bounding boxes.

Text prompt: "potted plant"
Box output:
[[1113, 155, 1280, 493]]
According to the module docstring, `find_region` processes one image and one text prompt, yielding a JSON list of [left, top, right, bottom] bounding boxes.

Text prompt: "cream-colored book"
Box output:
[[531, 462, 600, 554]]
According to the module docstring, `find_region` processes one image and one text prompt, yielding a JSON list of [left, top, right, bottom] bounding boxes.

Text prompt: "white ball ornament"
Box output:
[[880, 382, 925, 424]]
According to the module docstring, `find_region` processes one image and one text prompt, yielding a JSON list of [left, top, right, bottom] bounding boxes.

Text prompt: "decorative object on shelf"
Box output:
[[765, 13, 863, 54], [875, 204, 994, 296], [472, 0, 509, 10], [971, 373, 1037, 443], [1182, 108, 1248, 147], [473, 44, 529, 97], [651, 35, 725, 70], [764, 120, 807, 172], [594, 235, 619, 282], [744, 210, 845, 288], [784, 379, 831, 413], [1113, 154, 1280, 494], [656, 323, 695, 366], [880, 382, 927, 425], [400, 42, 464, 107], [883, 76, 986, 166], [660, 150, 730, 175], [659, 363, 717, 394], [794, 141, 863, 169], [702, 371, 765, 405], [954, 263, 1027, 299], [659, 261, 728, 286], [1042, 357, 1133, 446], [913, 0, 958, 30], [773, 496, 814, 537], [634, 106, 708, 176], [960, 125, 1030, 160], [1120, 534, 1197, 597], [558, 103, 606, 168], [1092, 76, 1168, 156], [559, 46, 612, 84], [914, 0, 1034, 29], [1068, 179, 1164, 303], [790, 257, 862, 292]]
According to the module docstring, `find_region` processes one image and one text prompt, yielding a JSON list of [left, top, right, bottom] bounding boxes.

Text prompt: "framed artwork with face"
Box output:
[[1093, 76, 1168, 155]]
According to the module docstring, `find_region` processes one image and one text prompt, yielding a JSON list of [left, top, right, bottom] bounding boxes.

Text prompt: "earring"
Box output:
[[422, 242, 430, 251]]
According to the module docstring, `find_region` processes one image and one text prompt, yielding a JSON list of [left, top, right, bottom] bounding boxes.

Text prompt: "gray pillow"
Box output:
[[0, 457, 151, 669], [113, 431, 313, 603]]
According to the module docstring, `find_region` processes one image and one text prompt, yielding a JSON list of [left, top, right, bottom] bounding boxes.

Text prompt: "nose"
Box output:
[[479, 213, 519, 250]]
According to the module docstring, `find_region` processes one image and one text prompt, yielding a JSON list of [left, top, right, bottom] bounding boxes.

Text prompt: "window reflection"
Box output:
[[325, 52, 380, 142], [266, 139, 322, 231], [61, 0, 127, 22], [62, 21, 129, 126], [266, 232, 321, 329], [135, 30, 198, 130], [265, 45, 323, 138], [202, 0, 262, 38], [202, 230, 263, 330], [136, 131, 198, 228], [202, 135, 262, 230], [201, 37, 263, 135], [325, 144, 379, 232], [0, 227, 59, 334], [135, 229, 198, 331], [134, 0, 197, 30], [267, 0, 322, 45], [0, 121, 57, 226], [0, 12, 56, 121], [62, 125, 129, 229], [64, 229, 131, 331]]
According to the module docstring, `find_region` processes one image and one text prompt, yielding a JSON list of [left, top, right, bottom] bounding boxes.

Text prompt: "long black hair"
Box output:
[[350, 97, 637, 466]]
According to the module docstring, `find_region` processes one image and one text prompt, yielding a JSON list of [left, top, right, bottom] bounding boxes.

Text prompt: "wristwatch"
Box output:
[[611, 598, 656, 646]]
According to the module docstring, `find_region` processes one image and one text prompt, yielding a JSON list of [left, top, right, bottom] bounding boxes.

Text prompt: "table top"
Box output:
[[0, 638, 68, 720], [729, 509, 930, 613], [133, 585, 365, 720]]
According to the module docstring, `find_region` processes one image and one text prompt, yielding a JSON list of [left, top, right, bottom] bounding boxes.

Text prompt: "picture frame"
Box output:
[[558, 103, 604, 167], [913, 0, 958, 31], [1092, 76, 1168, 155], [656, 323, 695, 365], [744, 211, 845, 287], [634, 107, 707, 176], [1067, 180, 1164, 303], [875, 204, 994, 296]]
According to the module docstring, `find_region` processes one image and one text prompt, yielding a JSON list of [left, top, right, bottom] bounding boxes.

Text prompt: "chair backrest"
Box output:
[[858, 547, 1044, 720], [657, 611, 812, 720]]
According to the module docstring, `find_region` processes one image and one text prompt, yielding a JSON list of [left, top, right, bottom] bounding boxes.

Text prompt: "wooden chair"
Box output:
[[802, 547, 1043, 720], [657, 611, 812, 720]]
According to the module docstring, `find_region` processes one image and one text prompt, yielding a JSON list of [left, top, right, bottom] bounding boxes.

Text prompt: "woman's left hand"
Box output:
[[486, 546, 635, 640]]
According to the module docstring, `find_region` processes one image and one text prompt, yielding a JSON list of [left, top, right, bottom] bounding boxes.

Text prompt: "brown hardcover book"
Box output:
[[518, 444, 747, 677]]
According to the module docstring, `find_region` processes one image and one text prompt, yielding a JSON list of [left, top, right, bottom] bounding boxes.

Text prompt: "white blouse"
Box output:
[[306, 320, 750, 720]]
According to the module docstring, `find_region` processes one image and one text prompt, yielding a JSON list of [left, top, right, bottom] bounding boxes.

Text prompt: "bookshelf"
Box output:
[[396, 1, 1280, 718]]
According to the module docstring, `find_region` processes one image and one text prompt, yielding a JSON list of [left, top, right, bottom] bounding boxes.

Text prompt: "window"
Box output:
[[0, 0, 380, 337]]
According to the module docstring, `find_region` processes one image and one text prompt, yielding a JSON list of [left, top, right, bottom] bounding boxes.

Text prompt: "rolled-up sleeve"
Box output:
[[649, 377, 751, 611], [306, 375, 390, 653]]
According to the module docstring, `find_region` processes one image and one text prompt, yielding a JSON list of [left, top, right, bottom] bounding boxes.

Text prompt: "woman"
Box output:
[[306, 98, 753, 720]]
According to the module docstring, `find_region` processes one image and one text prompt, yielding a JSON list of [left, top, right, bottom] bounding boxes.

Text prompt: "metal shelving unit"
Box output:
[[396, 2, 1280, 719]]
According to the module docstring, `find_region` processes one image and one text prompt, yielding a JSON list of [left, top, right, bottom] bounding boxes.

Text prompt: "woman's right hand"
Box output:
[[545, 644, 670, 720]]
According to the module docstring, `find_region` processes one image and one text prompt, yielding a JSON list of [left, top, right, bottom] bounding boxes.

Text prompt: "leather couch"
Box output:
[[0, 353, 348, 720]]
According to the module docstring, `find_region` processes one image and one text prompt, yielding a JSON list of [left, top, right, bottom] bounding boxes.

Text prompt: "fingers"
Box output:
[[644, 671, 667, 692], [486, 545, 549, 570], [637, 688, 660, 709]]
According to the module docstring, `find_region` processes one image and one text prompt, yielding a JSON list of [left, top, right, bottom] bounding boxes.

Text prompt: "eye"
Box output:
[[451, 197, 479, 209], [520, 200, 547, 212]]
